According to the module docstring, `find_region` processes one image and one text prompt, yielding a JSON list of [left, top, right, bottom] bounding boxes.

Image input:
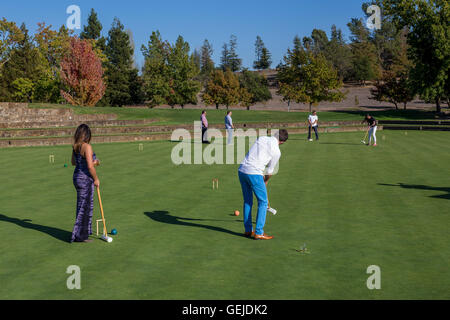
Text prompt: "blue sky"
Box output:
[[1, 0, 367, 69]]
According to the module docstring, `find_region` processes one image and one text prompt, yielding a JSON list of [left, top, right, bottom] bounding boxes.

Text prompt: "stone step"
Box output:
[[379, 120, 450, 125], [0, 120, 366, 138], [0, 118, 158, 129], [382, 125, 450, 131], [0, 125, 374, 148]]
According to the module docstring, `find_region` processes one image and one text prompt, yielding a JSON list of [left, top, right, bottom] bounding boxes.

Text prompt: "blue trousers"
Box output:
[[308, 126, 319, 140], [238, 171, 268, 235]]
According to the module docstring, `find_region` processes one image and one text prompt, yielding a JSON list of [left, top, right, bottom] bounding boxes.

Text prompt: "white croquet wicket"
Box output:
[[96, 219, 106, 236], [212, 178, 219, 190]]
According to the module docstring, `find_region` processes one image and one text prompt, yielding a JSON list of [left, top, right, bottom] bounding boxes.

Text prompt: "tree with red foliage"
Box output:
[[60, 37, 106, 106]]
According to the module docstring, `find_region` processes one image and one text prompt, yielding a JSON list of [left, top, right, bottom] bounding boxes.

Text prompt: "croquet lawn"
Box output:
[[0, 130, 449, 299]]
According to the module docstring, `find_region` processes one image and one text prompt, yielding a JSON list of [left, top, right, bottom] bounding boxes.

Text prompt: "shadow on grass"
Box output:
[[378, 183, 450, 200], [319, 142, 363, 146], [0, 213, 71, 242], [144, 211, 245, 237]]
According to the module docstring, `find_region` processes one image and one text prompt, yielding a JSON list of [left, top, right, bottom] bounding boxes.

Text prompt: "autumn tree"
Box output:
[[60, 37, 106, 106], [202, 69, 249, 109]]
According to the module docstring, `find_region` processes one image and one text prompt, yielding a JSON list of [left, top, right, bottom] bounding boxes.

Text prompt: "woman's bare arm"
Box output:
[[83, 144, 100, 187], [71, 151, 76, 166]]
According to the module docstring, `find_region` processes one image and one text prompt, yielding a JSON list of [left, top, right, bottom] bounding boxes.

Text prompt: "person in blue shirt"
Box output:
[[225, 111, 235, 145]]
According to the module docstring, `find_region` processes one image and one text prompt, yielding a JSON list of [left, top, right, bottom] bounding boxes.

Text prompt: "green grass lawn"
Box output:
[[0, 131, 449, 299], [29, 103, 443, 125]]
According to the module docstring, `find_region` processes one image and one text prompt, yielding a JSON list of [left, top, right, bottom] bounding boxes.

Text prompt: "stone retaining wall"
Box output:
[[0, 121, 364, 138], [0, 125, 376, 148], [0, 102, 117, 124]]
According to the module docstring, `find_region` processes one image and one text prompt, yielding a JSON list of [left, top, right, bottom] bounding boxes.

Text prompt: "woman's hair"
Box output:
[[73, 124, 92, 153]]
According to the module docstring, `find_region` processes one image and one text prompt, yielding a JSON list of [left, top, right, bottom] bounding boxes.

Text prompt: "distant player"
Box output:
[[308, 111, 319, 141], [363, 114, 378, 146], [225, 111, 235, 145], [238, 129, 289, 240], [200, 110, 209, 144]]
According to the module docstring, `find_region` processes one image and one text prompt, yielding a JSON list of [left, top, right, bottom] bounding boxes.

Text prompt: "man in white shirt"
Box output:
[[238, 129, 289, 240], [225, 111, 234, 145], [308, 111, 319, 141]]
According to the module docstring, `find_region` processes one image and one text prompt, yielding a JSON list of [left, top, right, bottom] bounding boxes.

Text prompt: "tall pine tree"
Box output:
[[200, 39, 214, 76], [253, 36, 272, 70], [221, 35, 242, 72], [104, 18, 140, 106], [80, 8, 106, 52], [141, 30, 171, 107], [166, 36, 201, 108]]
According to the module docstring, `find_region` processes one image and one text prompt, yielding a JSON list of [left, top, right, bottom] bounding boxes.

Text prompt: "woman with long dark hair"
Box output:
[[71, 124, 100, 243]]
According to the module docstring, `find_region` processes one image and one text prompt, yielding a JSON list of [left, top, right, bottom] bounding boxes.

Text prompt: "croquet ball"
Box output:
[[64, 164, 68, 168], [111, 229, 117, 235], [234, 210, 240, 216]]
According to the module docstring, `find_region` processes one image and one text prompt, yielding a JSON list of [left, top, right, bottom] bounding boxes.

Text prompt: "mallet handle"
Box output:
[[96, 187, 108, 237]]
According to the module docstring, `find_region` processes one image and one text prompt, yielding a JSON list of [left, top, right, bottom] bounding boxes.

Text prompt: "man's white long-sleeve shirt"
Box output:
[[238, 136, 281, 176]]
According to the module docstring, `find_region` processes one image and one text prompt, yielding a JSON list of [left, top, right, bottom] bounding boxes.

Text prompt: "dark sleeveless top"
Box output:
[[73, 148, 97, 179]]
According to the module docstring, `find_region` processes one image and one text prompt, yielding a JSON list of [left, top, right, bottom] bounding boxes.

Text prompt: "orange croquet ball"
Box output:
[[234, 210, 240, 216]]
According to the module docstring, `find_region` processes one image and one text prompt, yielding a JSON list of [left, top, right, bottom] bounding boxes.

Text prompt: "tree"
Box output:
[[383, 0, 449, 113], [80, 8, 107, 58], [104, 18, 138, 107], [202, 69, 246, 109], [0, 23, 48, 101], [60, 37, 106, 106], [371, 71, 414, 109], [200, 39, 214, 77], [325, 25, 353, 80], [253, 36, 272, 70], [370, 22, 415, 110], [11, 78, 34, 102], [277, 37, 346, 112], [239, 69, 272, 109], [347, 18, 381, 84], [0, 18, 24, 69], [310, 29, 329, 54], [141, 30, 171, 107], [34, 23, 72, 76], [220, 43, 229, 72], [192, 48, 201, 71], [166, 36, 201, 108], [81, 9, 104, 42], [220, 35, 242, 72]]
